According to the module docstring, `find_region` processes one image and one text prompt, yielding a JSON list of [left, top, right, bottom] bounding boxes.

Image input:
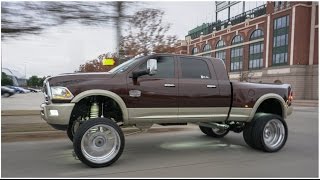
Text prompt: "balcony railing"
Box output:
[[187, 4, 267, 40]]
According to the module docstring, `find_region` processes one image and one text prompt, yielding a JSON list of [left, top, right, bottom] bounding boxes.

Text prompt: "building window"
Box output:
[[216, 40, 225, 49], [203, 44, 211, 52], [249, 42, 264, 69], [230, 35, 243, 72], [215, 40, 226, 63], [272, 16, 289, 65], [216, 51, 226, 62], [202, 44, 212, 57], [249, 29, 264, 69], [191, 47, 198, 55], [232, 35, 243, 45], [250, 29, 264, 40]]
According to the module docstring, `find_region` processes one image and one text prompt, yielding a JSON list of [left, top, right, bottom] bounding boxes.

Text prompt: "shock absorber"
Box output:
[[90, 102, 99, 118]]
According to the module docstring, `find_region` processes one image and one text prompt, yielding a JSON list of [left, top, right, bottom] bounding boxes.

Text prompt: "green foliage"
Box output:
[[27, 75, 46, 87], [1, 72, 13, 86], [78, 53, 119, 72]]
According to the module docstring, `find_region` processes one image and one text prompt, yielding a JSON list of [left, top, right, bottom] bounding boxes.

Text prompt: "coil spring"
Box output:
[[90, 102, 99, 118]]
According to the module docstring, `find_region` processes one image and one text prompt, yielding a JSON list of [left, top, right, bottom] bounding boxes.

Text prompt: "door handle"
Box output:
[[164, 84, 175, 87], [207, 85, 217, 88]]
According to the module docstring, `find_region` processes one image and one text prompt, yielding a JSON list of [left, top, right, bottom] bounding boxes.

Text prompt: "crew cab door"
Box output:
[[178, 57, 229, 122], [127, 55, 178, 123]]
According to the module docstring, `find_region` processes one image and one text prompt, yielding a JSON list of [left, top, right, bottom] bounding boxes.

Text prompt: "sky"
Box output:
[[1, 1, 215, 78]]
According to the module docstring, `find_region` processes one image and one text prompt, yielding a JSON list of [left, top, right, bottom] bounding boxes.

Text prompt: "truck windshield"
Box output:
[[108, 57, 143, 74]]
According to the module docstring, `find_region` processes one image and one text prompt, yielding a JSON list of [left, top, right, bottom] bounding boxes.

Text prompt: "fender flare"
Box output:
[[71, 90, 129, 124], [249, 93, 287, 120]]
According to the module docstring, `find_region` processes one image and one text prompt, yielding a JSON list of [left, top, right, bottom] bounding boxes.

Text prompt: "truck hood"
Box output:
[[47, 72, 115, 87]]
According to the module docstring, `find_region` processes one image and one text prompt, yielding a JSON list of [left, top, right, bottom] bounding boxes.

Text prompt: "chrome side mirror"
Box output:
[[147, 59, 157, 75]]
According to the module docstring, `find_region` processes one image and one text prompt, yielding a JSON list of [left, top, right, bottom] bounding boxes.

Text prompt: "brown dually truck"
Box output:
[[41, 53, 293, 168]]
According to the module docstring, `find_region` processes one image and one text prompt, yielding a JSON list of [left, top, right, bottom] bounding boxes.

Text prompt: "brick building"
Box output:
[[175, 1, 318, 100]]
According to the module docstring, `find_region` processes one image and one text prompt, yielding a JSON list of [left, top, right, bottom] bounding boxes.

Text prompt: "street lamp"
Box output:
[[24, 62, 26, 79]]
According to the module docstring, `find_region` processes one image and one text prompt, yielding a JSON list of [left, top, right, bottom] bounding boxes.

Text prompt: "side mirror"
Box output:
[[147, 59, 157, 75], [131, 59, 157, 79]]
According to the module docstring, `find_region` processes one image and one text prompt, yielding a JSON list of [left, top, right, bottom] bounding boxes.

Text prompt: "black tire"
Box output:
[[73, 118, 125, 168], [199, 125, 229, 138], [67, 125, 74, 142], [67, 120, 82, 142], [250, 113, 288, 152], [243, 121, 260, 150], [3, 93, 10, 97]]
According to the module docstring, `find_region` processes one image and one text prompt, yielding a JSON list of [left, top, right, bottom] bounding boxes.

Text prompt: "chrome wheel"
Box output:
[[263, 119, 285, 150], [81, 124, 121, 164]]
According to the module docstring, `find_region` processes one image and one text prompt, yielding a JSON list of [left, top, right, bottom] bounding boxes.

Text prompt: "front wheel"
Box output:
[[73, 118, 125, 168], [199, 126, 229, 138]]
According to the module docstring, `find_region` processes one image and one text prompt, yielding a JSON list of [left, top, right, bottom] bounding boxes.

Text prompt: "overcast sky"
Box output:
[[1, 1, 215, 78]]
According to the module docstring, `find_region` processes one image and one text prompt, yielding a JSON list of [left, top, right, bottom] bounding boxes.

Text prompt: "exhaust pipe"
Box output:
[[198, 122, 229, 130]]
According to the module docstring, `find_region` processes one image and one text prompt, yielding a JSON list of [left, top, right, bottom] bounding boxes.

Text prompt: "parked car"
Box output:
[[7, 86, 30, 93], [27, 87, 42, 93], [1, 86, 15, 97]]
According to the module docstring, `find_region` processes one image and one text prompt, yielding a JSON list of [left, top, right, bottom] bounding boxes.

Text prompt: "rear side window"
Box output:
[[180, 58, 211, 79]]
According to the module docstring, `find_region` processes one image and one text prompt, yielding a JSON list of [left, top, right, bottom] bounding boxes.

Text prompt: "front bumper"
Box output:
[[40, 103, 75, 129]]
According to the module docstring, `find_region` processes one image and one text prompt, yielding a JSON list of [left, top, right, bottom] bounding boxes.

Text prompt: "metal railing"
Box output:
[[187, 4, 267, 40]]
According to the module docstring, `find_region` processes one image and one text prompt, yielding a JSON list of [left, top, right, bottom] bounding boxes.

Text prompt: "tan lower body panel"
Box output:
[[128, 107, 252, 124], [178, 107, 228, 122], [228, 108, 252, 122], [128, 108, 178, 124]]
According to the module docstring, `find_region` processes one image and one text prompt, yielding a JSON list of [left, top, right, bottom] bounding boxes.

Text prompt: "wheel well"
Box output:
[[69, 95, 123, 126], [256, 98, 283, 118]]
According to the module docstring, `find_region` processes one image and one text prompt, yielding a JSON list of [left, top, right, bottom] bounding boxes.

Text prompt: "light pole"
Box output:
[[24, 62, 26, 79]]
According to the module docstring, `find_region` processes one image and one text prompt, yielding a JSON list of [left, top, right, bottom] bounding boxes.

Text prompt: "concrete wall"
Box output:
[[229, 65, 318, 100]]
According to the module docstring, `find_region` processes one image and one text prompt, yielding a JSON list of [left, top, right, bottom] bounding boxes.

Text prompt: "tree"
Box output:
[[1, 1, 136, 44], [78, 9, 178, 72], [1, 72, 13, 86], [78, 53, 119, 73], [27, 75, 46, 87], [120, 9, 178, 58]]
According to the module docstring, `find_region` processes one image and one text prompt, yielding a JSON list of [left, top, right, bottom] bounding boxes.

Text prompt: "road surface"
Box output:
[[2, 107, 318, 178]]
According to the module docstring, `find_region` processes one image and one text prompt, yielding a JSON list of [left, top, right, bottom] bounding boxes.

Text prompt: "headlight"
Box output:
[[50, 86, 74, 100]]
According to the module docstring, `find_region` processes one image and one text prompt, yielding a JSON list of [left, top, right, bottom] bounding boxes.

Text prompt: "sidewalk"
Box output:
[[292, 100, 318, 107]]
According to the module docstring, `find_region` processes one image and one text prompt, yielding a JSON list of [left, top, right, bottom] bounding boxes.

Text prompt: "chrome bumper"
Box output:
[[40, 103, 75, 126]]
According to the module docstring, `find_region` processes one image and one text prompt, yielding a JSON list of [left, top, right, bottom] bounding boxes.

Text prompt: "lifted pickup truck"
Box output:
[[41, 53, 293, 168]]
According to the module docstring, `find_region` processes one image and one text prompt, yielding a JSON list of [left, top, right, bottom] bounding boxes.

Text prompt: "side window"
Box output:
[[180, 58, 211, 79], [137, 56, 175, 78]]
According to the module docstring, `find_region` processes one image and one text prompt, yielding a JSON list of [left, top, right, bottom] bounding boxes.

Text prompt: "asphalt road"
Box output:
[[2, 107, 318, 178]]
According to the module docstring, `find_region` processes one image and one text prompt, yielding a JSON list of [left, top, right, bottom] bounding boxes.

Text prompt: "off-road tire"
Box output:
[[73, 118, 125, 168], [244, 113, 288, 152]]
